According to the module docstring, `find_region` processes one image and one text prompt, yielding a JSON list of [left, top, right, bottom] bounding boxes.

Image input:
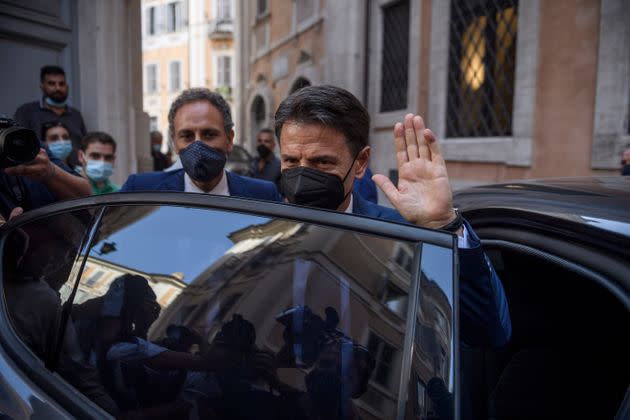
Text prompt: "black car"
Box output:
[[0, 192, 457, 419], [0, 177, 627, 419], [454, 176, 630, 420]]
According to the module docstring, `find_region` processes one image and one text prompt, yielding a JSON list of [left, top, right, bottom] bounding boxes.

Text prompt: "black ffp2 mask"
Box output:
[[257, 144, 272, 159], [280, 159, 356, 210]]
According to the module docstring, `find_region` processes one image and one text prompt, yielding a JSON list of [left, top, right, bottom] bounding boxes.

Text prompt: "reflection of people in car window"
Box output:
[[181, 313, 282, 418], [74, 274, 257, 417], [2, 226, 118, 415], [300, 340, 375, 420]]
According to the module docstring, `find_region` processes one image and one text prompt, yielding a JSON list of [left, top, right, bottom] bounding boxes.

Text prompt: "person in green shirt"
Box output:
[[76, 131, 119, 195]]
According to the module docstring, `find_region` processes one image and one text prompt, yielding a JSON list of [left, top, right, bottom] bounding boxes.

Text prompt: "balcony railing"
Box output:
[[208, 19, 234, 39]]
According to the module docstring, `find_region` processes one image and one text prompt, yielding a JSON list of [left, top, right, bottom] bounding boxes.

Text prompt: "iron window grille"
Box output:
[[380, 0, 410, 113], [446, 0, 518, 138]]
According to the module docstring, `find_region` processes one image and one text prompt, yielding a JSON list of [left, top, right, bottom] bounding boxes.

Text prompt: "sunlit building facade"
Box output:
[[236, 0, 630, 199], [141, 0, 235, 148], [60, 256, 186, 307]]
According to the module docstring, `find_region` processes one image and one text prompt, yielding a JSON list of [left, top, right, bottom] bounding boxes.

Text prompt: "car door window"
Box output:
[[2, 209, 94, 361], [2, 203, 456, 419], [0, 208, 122, 415]]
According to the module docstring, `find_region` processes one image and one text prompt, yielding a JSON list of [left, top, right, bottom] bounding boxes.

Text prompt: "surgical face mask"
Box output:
[[85, 160, 113, 182], [48, 139, 72, 160], [45, 96, 67, 107], [280, 156, 357, 210], [179, 141, 227, 182]]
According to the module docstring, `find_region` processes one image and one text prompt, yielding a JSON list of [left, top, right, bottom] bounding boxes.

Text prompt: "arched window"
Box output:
[[251, 95, 266, 144], [290, 77, 311, 94]]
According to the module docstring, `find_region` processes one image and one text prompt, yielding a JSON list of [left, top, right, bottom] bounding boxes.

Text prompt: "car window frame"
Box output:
[[0, 192, 459, 419], [466, 215, 630, 307]]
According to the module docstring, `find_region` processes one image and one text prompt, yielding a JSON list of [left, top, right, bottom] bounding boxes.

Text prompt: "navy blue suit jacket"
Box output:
[[353, 193, 512, 347], [120, 169, 281, 202]]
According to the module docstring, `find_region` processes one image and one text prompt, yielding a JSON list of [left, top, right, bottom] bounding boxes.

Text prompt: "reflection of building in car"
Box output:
[[148, 217, 453, 419], [59, 256, 186, 307]]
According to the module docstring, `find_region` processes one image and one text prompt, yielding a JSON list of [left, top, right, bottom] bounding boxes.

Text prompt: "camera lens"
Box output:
[[0, 126, 40, 167]]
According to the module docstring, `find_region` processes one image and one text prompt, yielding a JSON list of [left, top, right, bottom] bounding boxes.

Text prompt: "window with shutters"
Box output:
[[295, 0, 316, 25], [166, 1, 186, 33], [416, 379, 427, 418], [169, 61, 182, 92], [216, 56, 232, 88], [257, 0, 268, 16], [146, 6, 156, 36], [367, 332, 398, 390], [146, 64, 158, 94], [217, 0, 232, 20]]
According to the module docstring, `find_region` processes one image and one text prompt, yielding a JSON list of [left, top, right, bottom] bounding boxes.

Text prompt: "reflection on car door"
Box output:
[[0, 199, 457, 420]]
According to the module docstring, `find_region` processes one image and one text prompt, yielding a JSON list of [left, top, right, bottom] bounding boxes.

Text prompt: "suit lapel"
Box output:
[[225, 171, 242, 197], [352, 193, 380, 217], [156, 169, 185, 191]]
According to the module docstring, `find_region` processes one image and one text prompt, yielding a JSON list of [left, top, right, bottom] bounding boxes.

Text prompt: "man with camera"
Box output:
[[0, 116, 91, 224]]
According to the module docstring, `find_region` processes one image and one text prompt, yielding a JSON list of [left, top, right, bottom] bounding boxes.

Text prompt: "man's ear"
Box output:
[[77, 150, 86, 166], [354, 146, 371, 180]]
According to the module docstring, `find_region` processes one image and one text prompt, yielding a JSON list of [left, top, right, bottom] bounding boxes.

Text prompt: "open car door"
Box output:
[[0, 193, 459, 420]]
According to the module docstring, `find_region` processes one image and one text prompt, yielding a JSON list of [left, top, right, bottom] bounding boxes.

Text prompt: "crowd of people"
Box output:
[[0, 64, 518, 418]]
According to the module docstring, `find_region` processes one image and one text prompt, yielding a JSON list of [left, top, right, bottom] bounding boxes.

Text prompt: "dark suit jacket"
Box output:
[[120, 169, 281, 202], [352, 167, 379, 204], [352, 193, 512, 347]]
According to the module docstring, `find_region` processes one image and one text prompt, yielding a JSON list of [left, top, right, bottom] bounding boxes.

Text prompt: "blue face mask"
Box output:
[[179, 141, 227, 182], [85, 160, 113, 182], [45, 96, 67, 107], [48, 139, 73, 160]]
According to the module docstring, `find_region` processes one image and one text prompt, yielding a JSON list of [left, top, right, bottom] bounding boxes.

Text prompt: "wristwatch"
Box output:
[[438, 208, 463, 233]]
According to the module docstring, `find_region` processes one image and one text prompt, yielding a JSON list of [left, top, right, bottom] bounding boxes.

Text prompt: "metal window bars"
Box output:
[[446, 0, 518, 138]]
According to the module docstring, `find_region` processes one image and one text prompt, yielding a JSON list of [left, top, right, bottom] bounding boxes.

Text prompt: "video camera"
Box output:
[[0, 116, 40, 168]]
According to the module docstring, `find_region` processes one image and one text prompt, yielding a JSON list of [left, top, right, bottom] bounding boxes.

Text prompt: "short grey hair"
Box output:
[[168, 88, 234, 140]]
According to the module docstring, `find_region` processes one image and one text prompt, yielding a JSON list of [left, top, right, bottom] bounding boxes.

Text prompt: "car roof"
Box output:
[[454, 176, 630, 239]]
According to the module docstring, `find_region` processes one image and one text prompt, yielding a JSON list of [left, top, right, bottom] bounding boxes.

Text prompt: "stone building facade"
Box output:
[[0, 0, 152, 185], [235, 0, 630, 199]]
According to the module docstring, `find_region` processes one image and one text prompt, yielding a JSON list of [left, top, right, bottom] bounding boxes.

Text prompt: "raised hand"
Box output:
[[372, 114, 456, 229]]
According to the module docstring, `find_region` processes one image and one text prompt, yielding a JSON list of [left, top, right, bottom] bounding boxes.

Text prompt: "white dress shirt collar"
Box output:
[[343, 194, 354, 214], [184, 170, 230, 195]]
